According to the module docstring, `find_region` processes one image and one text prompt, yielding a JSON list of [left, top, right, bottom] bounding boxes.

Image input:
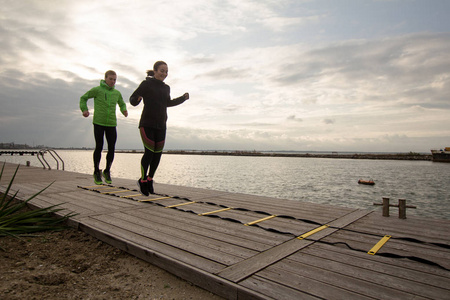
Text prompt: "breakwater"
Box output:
[[4, 148, 430, 161], [162, 150, 432, 161]]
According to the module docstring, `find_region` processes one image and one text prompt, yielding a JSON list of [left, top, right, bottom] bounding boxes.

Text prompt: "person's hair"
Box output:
[[105, 70, 116, 78], [146, 61, 167, 77]]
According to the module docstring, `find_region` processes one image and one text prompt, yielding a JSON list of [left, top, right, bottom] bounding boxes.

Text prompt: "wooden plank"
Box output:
[[91, 212, 253, 265], [318, 242, 449, 279], [329, 230, 450, 260], [209, 198, 347, 217], [322, 230, 450, 270], [216, 209, 373, 283], [176, 189, 353, 219], [80, 218, 225, 273], [11, 181, 78, 195], [327, 209, 374, 228], [112, 210, 262, 257], [349, 214, 450, 231], [127, 208, 288, 250], [151, 184, 231, 201], [213, 192, 351, 212], [169, 201, 329, 238], [132, 206, 290, 248], [240, 276, 322, 300], [29, 193, 139, 217], [78, 221, 269, 300], [248, 219, 320, 238], [217, 238, 315, 282], [345, 217, 450, 243], [209, 197, 351, 223], [256, 261, 412, 300], [296, 243, 450, 296], [207, 209, 276, 225], [279, 252, 448, 299]]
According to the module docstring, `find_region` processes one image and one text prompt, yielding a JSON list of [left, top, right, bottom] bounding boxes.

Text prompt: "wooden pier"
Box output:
[[1, 162, 449, 299], [0, 150, 40, 156]]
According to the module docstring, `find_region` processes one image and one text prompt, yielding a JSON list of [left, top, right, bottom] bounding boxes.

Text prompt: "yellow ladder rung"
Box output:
[[198, 207, 233, 216], [94, 187, 117, 191], [102, 189, 130, 194], [165, 201, 196, 208], [368, 235, 391, 255], [245, 215, 277, 226], [297, 225, 329, 240], [82, 184, 108, 188], [121, 194, 143, 198], [139, 196, 173, 202]]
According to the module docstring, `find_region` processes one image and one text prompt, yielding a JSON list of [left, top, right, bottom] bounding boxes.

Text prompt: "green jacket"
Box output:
[[80, 80, 127, 127]]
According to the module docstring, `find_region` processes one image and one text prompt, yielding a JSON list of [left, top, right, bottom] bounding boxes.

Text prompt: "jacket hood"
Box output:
[[100, 79, 114, 90], [146, 77, 165, 85]]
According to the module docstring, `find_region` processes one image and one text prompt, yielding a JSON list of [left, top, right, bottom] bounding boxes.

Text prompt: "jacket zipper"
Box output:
[[105, 91, 110, 125]]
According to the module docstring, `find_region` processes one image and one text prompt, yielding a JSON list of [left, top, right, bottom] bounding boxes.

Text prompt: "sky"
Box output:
[[1, 0, 449, 153]]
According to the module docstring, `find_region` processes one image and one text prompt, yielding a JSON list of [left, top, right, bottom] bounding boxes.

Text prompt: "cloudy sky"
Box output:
[[1, 0, 449, 153]]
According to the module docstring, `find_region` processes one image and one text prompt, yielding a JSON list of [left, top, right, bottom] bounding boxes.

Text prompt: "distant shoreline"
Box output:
[[0, 147, 432, 161], [117, 150, 432, 161]]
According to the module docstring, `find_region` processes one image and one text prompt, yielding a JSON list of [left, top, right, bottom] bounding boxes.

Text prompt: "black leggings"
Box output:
[[139, 127, 166, 179], [93, 124, 117, 172]]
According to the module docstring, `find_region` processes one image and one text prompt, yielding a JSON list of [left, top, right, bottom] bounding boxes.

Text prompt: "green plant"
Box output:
[[0, 163, 76, 241]]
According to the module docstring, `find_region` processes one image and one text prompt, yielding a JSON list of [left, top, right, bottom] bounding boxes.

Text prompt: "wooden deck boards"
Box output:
[[1, 162, 449, 299]]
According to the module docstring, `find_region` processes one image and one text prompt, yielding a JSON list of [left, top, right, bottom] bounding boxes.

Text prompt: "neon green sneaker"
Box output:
[[93, 170, 103, 185], [103, 170, 112, 184]]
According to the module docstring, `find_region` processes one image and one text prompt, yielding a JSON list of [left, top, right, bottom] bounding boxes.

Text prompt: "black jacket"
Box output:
[[130, 77, 186, 129]]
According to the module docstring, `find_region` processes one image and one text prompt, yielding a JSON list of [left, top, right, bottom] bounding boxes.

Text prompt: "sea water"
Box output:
[[2, 150, 449, 220]]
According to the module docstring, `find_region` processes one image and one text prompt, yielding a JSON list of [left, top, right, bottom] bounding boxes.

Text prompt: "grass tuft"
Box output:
[[0, 163, 77, 245]]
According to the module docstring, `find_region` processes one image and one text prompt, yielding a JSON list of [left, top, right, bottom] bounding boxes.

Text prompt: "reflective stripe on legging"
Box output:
[[140, 127, 165, 153], [139, 127, 166, 179]]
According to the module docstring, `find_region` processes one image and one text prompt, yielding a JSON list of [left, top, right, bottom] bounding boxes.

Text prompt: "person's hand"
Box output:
[[82, 111, 89, 117], [184, 93, 189, 100], [123, 110, 128, 117]]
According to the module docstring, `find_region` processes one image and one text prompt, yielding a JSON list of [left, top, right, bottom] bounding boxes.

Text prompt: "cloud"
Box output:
[[198, 67, 250, 80], [287, 115, 303, 122], [1, 1, 449, 153]]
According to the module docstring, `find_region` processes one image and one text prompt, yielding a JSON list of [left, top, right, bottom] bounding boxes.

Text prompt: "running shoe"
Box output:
[[137, 179, 149, 196], [93, 170, 103, 185], [102, 170, 112, 184], [147, 177, 154, 194]]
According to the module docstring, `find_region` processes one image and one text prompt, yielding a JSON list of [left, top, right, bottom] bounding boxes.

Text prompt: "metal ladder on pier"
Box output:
[[37, 149, 65, 170], [0, 148, 64, 170]]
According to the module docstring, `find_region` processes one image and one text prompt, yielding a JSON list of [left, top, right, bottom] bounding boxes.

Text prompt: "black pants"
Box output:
[[93, 124, 117, 173]]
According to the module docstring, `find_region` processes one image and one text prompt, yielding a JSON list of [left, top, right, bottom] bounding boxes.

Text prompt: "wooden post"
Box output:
[[374, 197, 416, 218], [382, 197, 390, 217], [398, 199, 406, 219]]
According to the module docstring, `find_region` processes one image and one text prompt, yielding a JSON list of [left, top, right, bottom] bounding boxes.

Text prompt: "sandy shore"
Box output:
[[0, 228, 224, 299]]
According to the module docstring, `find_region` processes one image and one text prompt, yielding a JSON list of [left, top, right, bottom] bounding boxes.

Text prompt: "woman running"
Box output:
[[130, 61, 189, 195]]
